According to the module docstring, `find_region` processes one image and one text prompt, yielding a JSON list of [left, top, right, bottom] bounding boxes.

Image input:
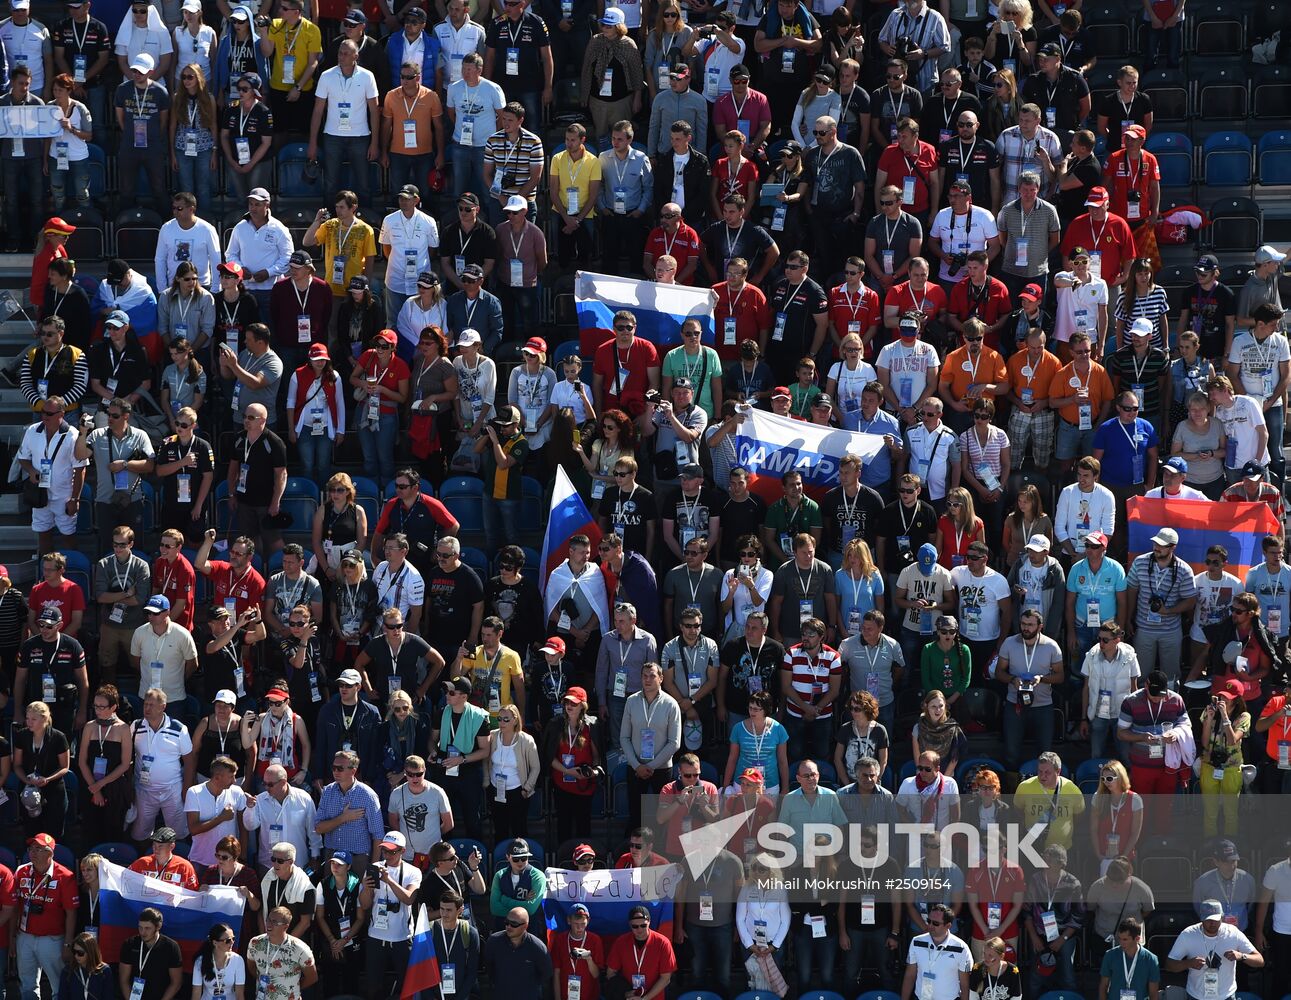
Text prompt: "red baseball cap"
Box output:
[[44, 217, 76, 235], [563, 685, 588, 705], [307, 343, 330, 360], [1019, 283, 1045, 302], [28, 833, 55, 850], [1084, 186, 1110, 208], [376, 329, 398, 346], [540, 636, 566, 656], [521, 337, 548, 356]]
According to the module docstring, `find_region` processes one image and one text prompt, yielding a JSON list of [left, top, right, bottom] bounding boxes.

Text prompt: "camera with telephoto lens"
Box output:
[[947, 253, 968, 277], [1149, 595, 1165, 613]]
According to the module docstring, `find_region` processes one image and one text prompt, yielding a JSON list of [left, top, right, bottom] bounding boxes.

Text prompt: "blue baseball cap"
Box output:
[[105, 309, 129, 329], [144, 595, 171, 614], [917, 543, 937, 573]]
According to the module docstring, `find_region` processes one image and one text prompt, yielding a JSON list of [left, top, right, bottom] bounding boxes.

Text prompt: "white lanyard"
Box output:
[[1131, 349, 1150, 383], [661, 226, 681, 257], [842, 286, 864, 320], [175, 292, 194, 326], [107, 344, 126, 381], [509, 227, 526, 259], [112, 556, 131, 592], [132, 83, 151, 118], [336, 220, 356, 258], [632, 939, 649, 975], [1118, 418, 1139, 452], [958, 137, 976, 169], [137, 939, 156, 974], [401, 92, 420, 119], [746, 717, 769, 760], [42, 345, 65, 381], [724, 222, 745, 259], [1121, 945, 1140, 986], [1021, 636, 1038, 675], [839, 486, 860, 528], [641, 692, 660, 730], [227, 563, 253, 600], [883, 214, 899, 249], [292, 280, 310, 313]]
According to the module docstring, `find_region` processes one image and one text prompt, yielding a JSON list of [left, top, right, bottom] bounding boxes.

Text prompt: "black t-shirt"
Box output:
[[156, 434, 215, 509], [416, 860, 476, 915], [425, 563, 484, 655], [870, 85, 923, 145], [1095, 90, 1153, 153], [836, 86, 871, 148], [702, 221, 775, 279], [662, 484, 720, 550], [439, 220, 498, 271], [723, 360, 775, 404], [363, 631, 432, 703], [198, 626, 251, 704], [820, 484, 885, 553], [1056, 152, 1103, 223], [801, 142, 867, 215], [765, 277, 829, 370], [937, 135, 1000, 209], [232, 430, 287, 500], [1021, 66, 1089, 132], [120, 934, 183, 1000], [1184, 281, 1238, 359], [14, 727, 70, 789], [484, 572, 542, 655], [40, 287, 93, 351], [919, 92, 983, 148], [875, 498, 938, 573], [213, 292, 260, 352], [485, 12, 550, 87], [88, 337, 150, 400], [221, 101, 274, 141], [18, 632, 85, 701], [839, 858, 902, 930], [277, 635, 325, 706], [718, 492, 768, 564], [719, 635, 785, 715], [53, 16, 112, 80], [599, 485, 658, 559], [263, 875, 317, 924]]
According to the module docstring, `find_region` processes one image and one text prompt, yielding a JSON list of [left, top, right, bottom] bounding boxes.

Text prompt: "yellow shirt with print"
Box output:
[[318, 217, 377, 296], [462, 643, 524, 717], [1014, 774, 1087, 850], [550, 149, 603, 220], [267, 17, 323, 93]]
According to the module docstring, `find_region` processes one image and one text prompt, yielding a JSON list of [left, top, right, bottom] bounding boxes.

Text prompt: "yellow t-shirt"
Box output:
[[463, 644, 524, 717], [550, 149, 603, 219], [267, 17, 323, 93], [1014, 775, 1086, 850], [318, 217, 377, 295]]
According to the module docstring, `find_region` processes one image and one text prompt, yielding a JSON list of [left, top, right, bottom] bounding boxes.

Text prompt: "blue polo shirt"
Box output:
[[854, 408, 902, 491], [1066, 556, 1128, 628], [1092, 416, 1158, 487]]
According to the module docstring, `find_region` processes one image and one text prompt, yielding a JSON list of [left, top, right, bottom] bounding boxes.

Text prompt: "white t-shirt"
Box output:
[[929, 206, 998, 283], [1053, 272, 1108, 344], [696, 36, 747, 102], [1227, 330, 1291, 407], [550, 379, 589, 422], [372, 560, 426, 617], [1080, 644, 1141, 720], [949, 566, 1011, 642], [827, 360, 879, 427], [368, 860, 423, 942], [905, 932, 972, 1000], [1167, 922, 1254, 999], [184, 781, 249, 867], [314, 65, 379, 137], [192, 952, 247, 1000], [379, 209, 442, 297], [1262, 858, 1291, 934], [877, 339, 941, 411], [388, 781, 452, 856], [133, 716, 194, 789], [1215, 394, 1270, 468], [173, 24, 217, 82], [1144, 485, 1208, 500], [1190, 570, 1242, 641]]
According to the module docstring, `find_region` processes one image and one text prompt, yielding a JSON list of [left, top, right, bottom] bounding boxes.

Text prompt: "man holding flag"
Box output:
[[403, 889, 479, 1000]]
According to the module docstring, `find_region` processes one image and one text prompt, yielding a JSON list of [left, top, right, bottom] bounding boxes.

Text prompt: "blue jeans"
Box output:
[[358, 411, 398, 484], [296, 427, 335, 485], [784, 712, 833, 762], [1267, 404, 1286, 485], [901, 629, 932, 681], [1027, 934, 1077, 993], [451, 141, 487, 202], [388, 151, 434, 195], [49, 157, 91, 210], [85, 84, 109, 148], [1146, 21, 1182, 68], [17, 933, 61, 1000], [687, 922, 734, 996], [1055, 417, 1099, 461], [792, 922, 839, 991], [504, 89, 542, 132], [1088, 716, 1124, 761], [1002, 701, 1054, 771], [483, 495, 521, 553], [843, 925, 899, 989], [175, 151, 215, 211], [2, 157, 44, 244], [321, 132, 375, 205]]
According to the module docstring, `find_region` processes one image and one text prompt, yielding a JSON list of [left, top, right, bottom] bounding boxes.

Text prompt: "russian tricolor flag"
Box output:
[[401, 905, 441, 999], [97, 860, 245, 966], [732, 407, 889, 503], [574, 271, 717, 358], [1127, 496, 1282, 577], [541, 466, 612, 631]]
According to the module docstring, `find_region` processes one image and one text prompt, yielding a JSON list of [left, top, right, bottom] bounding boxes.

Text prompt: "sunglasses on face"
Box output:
[[918, 765, 935, 772], [812, 129, 831, 137], [506, 919, 526, 928], [946, 501, 963, 509], [630, 922, 649, 929], [1119, 405, 1140, 412], [384, 622, 405, 631]]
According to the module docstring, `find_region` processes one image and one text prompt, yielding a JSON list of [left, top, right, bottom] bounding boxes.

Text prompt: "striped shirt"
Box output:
[[1106, 345, 1170, 414], [996, 125, 1062, 202], [1125, 553, 1197, 633], [0, 587, 28, 650], [995, 197, 1061, 277], [483, 127, 544, 198], [958, 424, 1009, 481], [1116, 688, 1189, 768], [1114, 286, 1171, 350], [781, 643, 842, 719]]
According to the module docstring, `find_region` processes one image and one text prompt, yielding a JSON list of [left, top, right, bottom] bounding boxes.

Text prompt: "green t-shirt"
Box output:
[[661, 345, 722, 417], [765, 497, 824, 545], [919, 640, 973, 697], [789, 382, 821, 418]]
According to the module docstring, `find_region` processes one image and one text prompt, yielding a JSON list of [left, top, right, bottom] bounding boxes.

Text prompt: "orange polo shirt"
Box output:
[[381, 84, 442, 157], [1006, 348, 1062, 402], [1053, 359, 1115, 425], [940, 344, 1007, 403]]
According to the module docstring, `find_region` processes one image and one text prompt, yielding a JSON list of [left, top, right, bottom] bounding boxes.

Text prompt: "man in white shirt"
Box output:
[[901, 901, 971, 1000], [155, 191, 222, 290], [225, 188, 294, 312], [243, 762, 322, 870], [1208, 374, 1270, 477], [1052, 245, 1109, 354], [306, 38, 380, 206], [896, 750, 960, 830], [1145, 456, 1208, 500], [1079, 621, 1140, 760], [1226, 301, 1291, 485], [130, 687, 196, 840], [1255, 849, 1291, 990], [901, 399, 960, 506], [928, 182, 999, 288], [1054, 456, 1116, 562], [129, 595, 198, 702], [379, 184, 441, 325], [1, 1, 53, 97], [372, 534, 425, 634], [1166, 899, 1263, 1000], [385, 755, 452, 868], [359, 830, 423, 998], [16, 396, 87, 549], [433, 0, 486, 87], [948, 541, 1011, 672], [183, 754, 248, 866]]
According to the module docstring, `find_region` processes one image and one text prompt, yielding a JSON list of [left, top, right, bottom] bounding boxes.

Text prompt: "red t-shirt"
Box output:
[[606, 929, 676, 990], [613, 851, 670, 870], [947, 276, 1014, 340], [152, 554, 196, 631], [128, 854, 200, 891], [374, 493, 458, 537], [722, 794, 777, 854], [30, 244, 67, 311], [29, 579, 86, 631], [644, 224, 704, 286], [712, 156, 759, 207], [877, 141, 940, 214], [1059, 212, 1136, 288], [354, 349, 411, 417], [884, 280, 948, 321], [551, 931, 606, 1000], [658, 778, 719, 856], [964, 863, 1026, 940], [593, 337, 660, 417], [827, 283, 883, 358], [712, 281, 771, 362], [0, 866, 12, 946], [1102, 149, 1160, 224], [206, 560, 266, 617], [1259, 694, 1291, 762], [3, 862, 77, 936]]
